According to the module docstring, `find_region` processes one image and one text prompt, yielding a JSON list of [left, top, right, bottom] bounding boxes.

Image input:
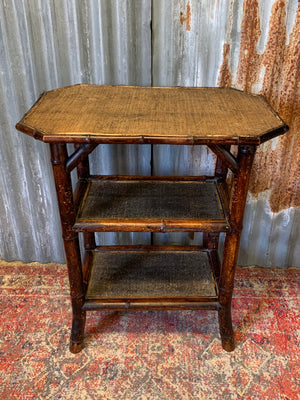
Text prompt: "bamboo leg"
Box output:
[[218, 145, 256, 351], [50, 143, 86, 353]]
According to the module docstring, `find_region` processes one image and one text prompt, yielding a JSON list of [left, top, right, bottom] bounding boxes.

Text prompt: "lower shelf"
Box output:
[[83, 247, 220, 310]]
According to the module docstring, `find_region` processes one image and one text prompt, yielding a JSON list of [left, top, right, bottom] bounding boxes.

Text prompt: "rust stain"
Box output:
[[218, 43, 233, 87], [218, 0, 234, 88], [249, 0, 300, 213], [261, 0, 288, 110], [217, 0, 300, 213], [236, 0, 262, 92], [180, 1, 192, 31]]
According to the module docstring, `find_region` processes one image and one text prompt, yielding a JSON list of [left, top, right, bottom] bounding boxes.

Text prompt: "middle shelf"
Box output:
[[73, 175, 230, 233]]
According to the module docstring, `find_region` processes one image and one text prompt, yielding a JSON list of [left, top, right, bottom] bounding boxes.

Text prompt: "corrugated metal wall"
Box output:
[[0, 0, 299, 266]]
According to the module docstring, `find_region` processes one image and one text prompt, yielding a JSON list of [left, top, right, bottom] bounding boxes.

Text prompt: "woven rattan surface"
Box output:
[[86, 249, 217, 299], [16, 84, 287, 144], [74, 177, 228, 232]]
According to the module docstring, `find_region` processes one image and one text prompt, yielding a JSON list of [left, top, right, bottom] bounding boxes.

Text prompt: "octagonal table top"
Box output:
[[16, 84, 288, 145]]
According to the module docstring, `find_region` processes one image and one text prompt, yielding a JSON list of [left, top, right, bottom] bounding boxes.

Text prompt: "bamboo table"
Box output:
[[16, 85, 288, 353]]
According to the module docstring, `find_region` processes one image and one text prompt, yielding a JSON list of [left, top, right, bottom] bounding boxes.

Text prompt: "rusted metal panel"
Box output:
[[218, 0, 300, 213], [153, 0, 299, 267], [220, 0, 300, 267]]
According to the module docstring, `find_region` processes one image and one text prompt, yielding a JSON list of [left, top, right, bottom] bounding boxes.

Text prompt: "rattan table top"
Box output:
[[16, 84, 288, 145]]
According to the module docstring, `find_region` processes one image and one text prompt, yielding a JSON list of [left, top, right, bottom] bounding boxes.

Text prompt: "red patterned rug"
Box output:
[[0, 261, 299, 399]]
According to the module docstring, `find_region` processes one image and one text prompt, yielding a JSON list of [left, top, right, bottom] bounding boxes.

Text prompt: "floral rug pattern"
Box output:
[[0, 261, 299, 399]]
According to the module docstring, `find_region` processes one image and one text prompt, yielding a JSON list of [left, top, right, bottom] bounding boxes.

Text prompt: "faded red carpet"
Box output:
[[0, 261, 299, 399]]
